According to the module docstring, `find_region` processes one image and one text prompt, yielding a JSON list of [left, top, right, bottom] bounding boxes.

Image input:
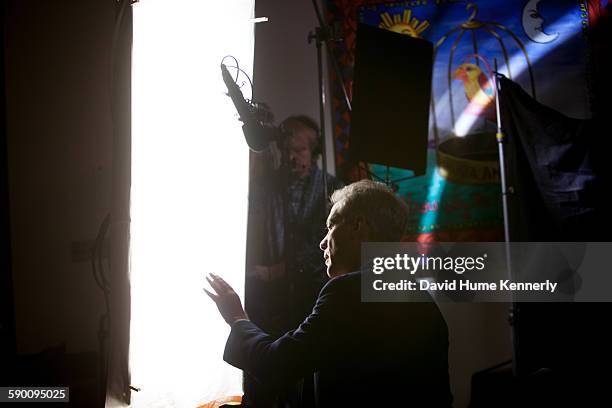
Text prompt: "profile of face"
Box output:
[[319, 202, 366, 278], [527, 7, 543, 29], [522, 0, 560, 43], [287, 129, 313, 180]]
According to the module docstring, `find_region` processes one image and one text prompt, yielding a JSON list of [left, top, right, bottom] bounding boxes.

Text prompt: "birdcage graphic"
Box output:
[[431, 3, 536, 185]]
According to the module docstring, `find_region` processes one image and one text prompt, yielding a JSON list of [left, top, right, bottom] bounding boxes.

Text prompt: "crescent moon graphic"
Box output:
[[522, 0, 560, 44]]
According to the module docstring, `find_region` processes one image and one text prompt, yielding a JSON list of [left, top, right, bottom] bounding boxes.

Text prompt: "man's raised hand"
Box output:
[[204, 273, 248, 325]]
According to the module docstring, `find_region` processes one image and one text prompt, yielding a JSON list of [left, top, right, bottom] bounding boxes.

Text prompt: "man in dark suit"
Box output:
[[205, 180, 453, 407]]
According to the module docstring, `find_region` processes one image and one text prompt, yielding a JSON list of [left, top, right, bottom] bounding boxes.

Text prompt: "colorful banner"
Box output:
[[326, 0, 596, 241]]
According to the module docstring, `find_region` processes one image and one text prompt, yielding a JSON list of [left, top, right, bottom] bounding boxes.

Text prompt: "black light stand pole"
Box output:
[[309, 27, 330, 204], [493, 61, 521, 377], [308, 0, 353, 209], [308, 1, 419, 193], [309, 1, 352, 114]]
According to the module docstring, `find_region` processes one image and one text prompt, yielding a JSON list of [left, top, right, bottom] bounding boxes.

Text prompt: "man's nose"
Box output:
[[319, 235, 328, 251]]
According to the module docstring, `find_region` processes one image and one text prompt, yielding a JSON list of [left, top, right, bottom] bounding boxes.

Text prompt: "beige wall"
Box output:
[[442, 303, 512, 408], [253, 0, 337, 174], [6, 0, 114, 354]]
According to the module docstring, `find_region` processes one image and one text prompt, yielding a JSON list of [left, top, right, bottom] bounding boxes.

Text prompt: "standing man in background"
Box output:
[[245, 115, 343, 406]]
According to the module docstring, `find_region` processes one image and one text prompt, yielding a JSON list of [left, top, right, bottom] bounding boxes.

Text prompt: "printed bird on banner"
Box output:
[[453, 60, 496, 120]]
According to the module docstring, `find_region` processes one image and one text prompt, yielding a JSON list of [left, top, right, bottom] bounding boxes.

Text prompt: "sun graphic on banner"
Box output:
[[378, 10, 429, 38]]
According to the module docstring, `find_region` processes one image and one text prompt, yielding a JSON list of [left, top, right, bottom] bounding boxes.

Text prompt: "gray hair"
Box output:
[[330, 179, 409, 241]]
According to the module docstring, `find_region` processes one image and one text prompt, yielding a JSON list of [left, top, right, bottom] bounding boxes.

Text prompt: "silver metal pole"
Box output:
[[316, 33, 329, 205], [494, 59, 520, 377]]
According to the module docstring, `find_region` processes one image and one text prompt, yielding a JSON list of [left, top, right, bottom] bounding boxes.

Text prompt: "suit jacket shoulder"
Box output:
[[223, 271, 452, 407]]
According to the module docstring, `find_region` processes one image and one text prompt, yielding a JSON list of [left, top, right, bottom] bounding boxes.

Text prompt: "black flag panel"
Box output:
[[499, 76, 611, 380], [499, 75, 610, 242], [350, 24, 432, 175]]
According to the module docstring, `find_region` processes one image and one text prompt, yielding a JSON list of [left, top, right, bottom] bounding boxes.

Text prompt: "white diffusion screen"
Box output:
[[130, 0, 254, 406]]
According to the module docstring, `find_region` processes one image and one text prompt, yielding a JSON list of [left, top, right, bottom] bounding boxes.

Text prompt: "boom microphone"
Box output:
[[221, 63, 252, 122], [221, 63, 277, 152]]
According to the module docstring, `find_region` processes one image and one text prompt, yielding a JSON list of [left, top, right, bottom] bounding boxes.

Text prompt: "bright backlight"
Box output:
[[130, 1, 254, 406]]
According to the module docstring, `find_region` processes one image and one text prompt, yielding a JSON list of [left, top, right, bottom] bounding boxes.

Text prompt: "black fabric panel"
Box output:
[[499, 76, 612, 380], [500, 75, 610, 242]]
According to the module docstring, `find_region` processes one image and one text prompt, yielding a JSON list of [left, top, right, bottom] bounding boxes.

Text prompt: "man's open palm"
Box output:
[[204, 273, 248, 325]]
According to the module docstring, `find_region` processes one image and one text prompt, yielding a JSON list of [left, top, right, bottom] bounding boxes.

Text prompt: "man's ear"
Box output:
[[352, 215, 370, 238]]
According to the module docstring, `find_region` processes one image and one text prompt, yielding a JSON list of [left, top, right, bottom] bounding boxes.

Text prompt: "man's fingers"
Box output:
[[203, 287, 218, 301], [205, 275, 225, 296], [214, 276, 233, 291], [208, 273, 236, 294], [206, 275, 224, 293]]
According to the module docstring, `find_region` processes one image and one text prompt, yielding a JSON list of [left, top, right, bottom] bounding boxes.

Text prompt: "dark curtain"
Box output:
[[500, 75, 612, 388], [105, 1, 133, 406], [500, 75, 610, 243]]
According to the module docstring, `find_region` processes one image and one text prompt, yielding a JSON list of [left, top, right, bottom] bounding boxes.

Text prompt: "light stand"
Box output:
[[493, 61, 521, 377], [307, 0, 353, 208], [307, 6, 419, 194], [305, 8, 353, 404], [308, 27, 330, 203]]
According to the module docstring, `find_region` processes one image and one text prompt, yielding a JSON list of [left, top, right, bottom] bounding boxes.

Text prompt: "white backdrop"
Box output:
[[130, 0, 254, 406]]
